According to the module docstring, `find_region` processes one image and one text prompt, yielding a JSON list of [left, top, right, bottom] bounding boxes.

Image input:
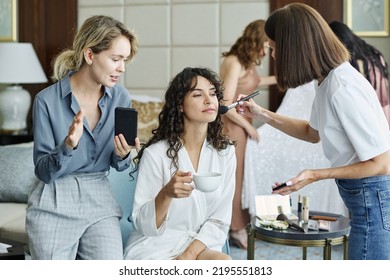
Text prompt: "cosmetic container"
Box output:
[[297, 195, 302, 220], [302, 196, 309, 222]]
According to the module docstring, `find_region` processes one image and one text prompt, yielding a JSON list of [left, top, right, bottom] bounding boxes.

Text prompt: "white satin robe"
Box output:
[[123, 140, 236, 260]]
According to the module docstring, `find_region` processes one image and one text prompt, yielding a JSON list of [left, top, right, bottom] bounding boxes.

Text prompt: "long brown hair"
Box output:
[[265, 3, 350, 91], [222, 19, 268, 69]]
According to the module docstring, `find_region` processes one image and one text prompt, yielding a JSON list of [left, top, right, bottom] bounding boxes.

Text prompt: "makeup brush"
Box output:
[[277, 213, 307, 233], [218, 90, 260, 114]]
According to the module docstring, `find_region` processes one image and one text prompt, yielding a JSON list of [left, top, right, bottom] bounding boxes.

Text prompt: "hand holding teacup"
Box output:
[[164, 170, 194, 198]]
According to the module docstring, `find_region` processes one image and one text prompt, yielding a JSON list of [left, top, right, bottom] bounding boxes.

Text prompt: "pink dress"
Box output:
[[222, 66, 260, 231], [369, 64, 390, 128], [358, 58, 390, 128]]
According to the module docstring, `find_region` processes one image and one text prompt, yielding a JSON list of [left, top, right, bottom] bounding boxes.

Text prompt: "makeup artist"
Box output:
[[236, 3, 390, 260]]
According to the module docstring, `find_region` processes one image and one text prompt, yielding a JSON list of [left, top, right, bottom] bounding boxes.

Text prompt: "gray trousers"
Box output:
[[26, 172, 123, 260]]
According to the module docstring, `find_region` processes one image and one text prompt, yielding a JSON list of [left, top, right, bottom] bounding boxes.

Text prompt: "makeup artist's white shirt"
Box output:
[[310, 62, 390, 167]]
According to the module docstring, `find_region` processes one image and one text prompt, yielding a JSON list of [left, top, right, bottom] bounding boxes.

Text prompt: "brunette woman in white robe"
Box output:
[[124, 67, 236, 260]]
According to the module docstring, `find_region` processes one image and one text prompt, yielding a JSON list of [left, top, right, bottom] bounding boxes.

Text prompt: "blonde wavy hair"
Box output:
[[51, 15, 138, 82]]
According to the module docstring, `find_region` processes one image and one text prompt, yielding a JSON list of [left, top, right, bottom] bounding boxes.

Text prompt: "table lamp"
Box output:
[[0, 42, 47, 133]]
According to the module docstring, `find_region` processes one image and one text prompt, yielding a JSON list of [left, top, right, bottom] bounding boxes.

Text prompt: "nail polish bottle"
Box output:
[[302, 196, 309, 223], [297, 195, 302, 221]]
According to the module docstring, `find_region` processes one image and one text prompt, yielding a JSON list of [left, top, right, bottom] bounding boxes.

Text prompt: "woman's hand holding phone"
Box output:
[[114, 107, 140, 158]]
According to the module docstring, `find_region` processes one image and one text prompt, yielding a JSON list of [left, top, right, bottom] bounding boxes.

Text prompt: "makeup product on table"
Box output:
[[309, 215, 338, 221], [277, 213, 307, 233], [297, 194, 302, 220], [302, 196, 309, 223], [308, 219, 331, 231]]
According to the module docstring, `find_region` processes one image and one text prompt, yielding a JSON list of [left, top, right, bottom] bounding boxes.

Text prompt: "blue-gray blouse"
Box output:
[[32, 73, 132, 184]]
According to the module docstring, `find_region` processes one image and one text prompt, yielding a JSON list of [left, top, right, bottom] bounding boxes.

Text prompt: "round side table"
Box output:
[[247, 212, 350, 260]]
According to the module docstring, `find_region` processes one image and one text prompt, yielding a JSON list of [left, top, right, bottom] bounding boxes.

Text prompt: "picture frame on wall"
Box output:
[[0, 0, 17, 42], [346, 0, 389, 37]]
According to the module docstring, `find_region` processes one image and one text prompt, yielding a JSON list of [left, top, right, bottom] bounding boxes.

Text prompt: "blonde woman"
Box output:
[[27, 15, 140, 259]]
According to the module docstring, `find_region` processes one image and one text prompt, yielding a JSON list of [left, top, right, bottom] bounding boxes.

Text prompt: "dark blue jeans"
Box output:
[[336, 175, 390, 260]]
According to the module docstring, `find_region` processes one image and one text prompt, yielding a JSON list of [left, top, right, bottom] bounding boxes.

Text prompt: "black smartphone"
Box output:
[[115, 107, 138, 146], [272, 181, 288, 191]]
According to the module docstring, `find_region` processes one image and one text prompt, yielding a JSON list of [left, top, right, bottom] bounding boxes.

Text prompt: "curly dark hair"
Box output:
[[130, 67, 233, 176]]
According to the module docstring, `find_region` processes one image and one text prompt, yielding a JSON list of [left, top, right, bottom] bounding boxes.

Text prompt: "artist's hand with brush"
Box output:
[[235, 94, 272, 124]]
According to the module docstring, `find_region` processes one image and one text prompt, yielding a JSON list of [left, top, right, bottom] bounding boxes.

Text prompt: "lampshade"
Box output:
[[0, 42, 48, 133], [0, 42, 47, 83]]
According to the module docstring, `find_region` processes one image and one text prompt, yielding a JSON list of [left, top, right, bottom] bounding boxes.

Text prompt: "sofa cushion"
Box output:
[[108, 167, 137, 247], [0, 142, 36, 203], [0, 203, 27, 226], [0, 203, 27, 244], [1, 217, 28, 244]]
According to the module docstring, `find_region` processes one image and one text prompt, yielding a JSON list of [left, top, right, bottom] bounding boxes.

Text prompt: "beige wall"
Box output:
[[78, 0, 390, 112], [78, 0, 271, 110]]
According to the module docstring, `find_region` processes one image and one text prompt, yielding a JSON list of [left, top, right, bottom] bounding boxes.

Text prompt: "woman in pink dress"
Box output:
[[219, 19, 276, 249]]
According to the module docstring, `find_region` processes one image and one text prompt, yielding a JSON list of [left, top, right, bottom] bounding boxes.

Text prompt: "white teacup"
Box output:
[[192, 172, 222, 192]]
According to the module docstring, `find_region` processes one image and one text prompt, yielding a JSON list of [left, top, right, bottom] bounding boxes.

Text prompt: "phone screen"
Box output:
[[115, 107, 138, 146]]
